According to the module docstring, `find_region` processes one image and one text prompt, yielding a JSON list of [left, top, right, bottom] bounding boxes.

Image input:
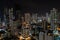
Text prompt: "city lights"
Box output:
[[0, 5, 60, 40], [2, 8, 60, 40]]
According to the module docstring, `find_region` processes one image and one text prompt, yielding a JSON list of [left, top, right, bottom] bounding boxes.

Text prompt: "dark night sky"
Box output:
[[19, 0, 60, 15], [0, 0, 60, 15]]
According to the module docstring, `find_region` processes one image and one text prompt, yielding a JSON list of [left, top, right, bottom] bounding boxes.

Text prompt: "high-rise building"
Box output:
[[50, 8, 58, 30], [9, 8, 13, 26], [25, 13, 31, 24], [21, 13, 31, 38], [57, 12, 60, 23], [3, 8, 21, 36], [9, 8, 15, 35], [50, 8, 57, 21], [3, 8, 9, 28], [46, 13, 51, 24], [32, 13, 38, 23]]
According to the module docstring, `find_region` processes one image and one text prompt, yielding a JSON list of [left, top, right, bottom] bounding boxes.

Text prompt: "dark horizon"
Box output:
[[0, 0, 60, 15]]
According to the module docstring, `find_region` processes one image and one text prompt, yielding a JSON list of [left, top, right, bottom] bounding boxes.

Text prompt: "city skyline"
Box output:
[[0, 1, 60, 40], [0, 0, 60, 18]]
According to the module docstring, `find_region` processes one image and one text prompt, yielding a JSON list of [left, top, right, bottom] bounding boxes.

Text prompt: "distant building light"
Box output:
[[53, 30, 59, 35], [19, 36, 24, 40], [2, 22, 5, 26], [39, 20, 42, 22], [38, 19, 42, 22]]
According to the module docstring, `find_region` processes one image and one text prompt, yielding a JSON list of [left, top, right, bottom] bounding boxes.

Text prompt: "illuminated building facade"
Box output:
[[9, 8, 14, 35], [3, 8, 9, 29], [25, 13, 31, 24], [46, 13, 50, 23], [20, 13, 31, 38], [50, 8, 58, 30], [32, 13, 38, 23]]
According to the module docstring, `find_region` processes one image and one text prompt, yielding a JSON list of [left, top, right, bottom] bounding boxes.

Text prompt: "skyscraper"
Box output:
[[21, 13, 31, 38], [25, 13, 31, 24], [9, 8, 15, 35], [46, 13, 50, 23], [32, 13, 38, 23], [3, 8, 9, 29], [50, 8, 58, 30]]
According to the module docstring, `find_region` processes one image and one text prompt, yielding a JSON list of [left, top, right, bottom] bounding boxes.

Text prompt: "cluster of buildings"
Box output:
[[0, 8, 60, 40]]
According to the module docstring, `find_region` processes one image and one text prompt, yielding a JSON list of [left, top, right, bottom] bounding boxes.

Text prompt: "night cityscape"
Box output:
[[0, 0, 60, 40]]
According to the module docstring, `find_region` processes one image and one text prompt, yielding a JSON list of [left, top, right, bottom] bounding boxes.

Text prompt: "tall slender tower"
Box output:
[[21, 13, 31, 38], [46, 13, 50, 23], [4, 8, 9, 29], [9, 8, 14, 35], [50, 8, 58, 30]]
